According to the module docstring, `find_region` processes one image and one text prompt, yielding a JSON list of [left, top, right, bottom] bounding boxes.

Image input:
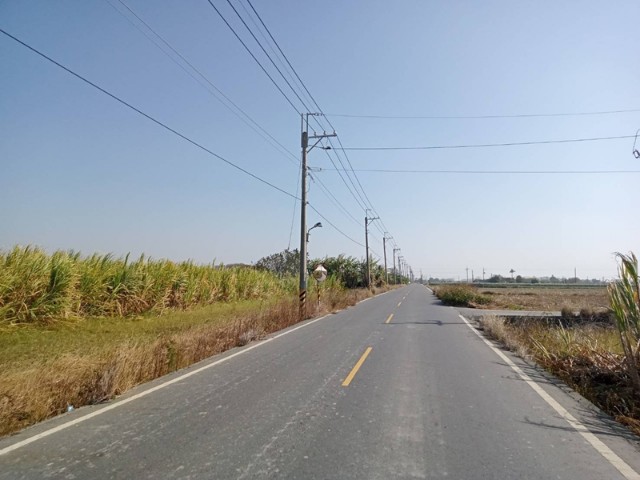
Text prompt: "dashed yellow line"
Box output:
[[342, 347, 373, 387], [397, 301, 402, 307], [385, 313, 394, 324]]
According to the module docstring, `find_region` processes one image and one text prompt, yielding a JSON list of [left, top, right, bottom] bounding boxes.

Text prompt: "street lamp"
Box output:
[[306, 222, 322, 243], [306, 222, 322, 272]]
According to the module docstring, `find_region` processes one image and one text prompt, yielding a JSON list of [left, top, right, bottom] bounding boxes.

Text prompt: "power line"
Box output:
[[106, 0, 299, 167], [221, 0, 312, 112], [205, 0, 301, 114], [325, 108, 640, 120], [287, 159, 302, 250], [325, 142, 370, 209], [244, 1, 378, 219], [207, 2, 385, 257], [340, 135, 636, 151], [309, 173, 361, 226], [231, 2, 404, 256], [329, 134, 381, 218], [245, 0, 323, 119], [0, 27, 297, 200], [244, 0, 393, 251], [107, 0, 302, 249], [236, 0, 303, 103], [308, 204, 365, 248], [322, 168, 640, 175]]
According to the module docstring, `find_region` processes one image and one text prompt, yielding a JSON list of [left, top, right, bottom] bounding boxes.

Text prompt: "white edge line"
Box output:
[[458, 314, 640, 480], [0, 312, 331, 456]]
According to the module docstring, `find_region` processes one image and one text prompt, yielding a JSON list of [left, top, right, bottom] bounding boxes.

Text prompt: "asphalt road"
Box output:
[[2, 284, 640, 479]]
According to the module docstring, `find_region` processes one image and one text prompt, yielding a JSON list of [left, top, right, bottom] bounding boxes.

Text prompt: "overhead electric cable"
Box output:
[[245, 0, 322, 114], [287, 159, 302, 250], [321, 148, 367, 211], [324, 168, 640, 175], [222, 0, 312, 112], [327, 134, 380, 215], [245, 0, 389, 235], [308, 204, 365, 248], [236, 0, 301, 98], [106, 0, 299, 166], [0, 28, 297, 199], [309, 173, 361, 226], [340, 135, 635, 151], [205, 0, 301, 114], [244, 0, 376, 216], [239, 1, 404, 252], [206, 2, 382, 252], [325, 108, 640, 119]]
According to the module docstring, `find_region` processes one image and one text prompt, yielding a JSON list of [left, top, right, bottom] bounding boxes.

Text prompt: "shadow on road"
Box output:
[[386, 320, 468, 326]]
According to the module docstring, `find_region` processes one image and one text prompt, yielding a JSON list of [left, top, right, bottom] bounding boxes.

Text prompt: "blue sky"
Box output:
[[1, 1, 639, 280]]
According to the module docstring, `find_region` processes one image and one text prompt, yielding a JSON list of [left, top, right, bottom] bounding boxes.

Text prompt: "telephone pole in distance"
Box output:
[[364, 210, 379, 289]]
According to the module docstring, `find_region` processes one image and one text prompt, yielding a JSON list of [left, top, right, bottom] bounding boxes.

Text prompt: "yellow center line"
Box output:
[[342, 347, 373, 387], [385, 313, 394, 324], [397, 301, 402, 307]]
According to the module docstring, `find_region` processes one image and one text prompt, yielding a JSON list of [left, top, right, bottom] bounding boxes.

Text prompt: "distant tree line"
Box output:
[[427, 274, 607, 285], [255, 248, 406, 288]]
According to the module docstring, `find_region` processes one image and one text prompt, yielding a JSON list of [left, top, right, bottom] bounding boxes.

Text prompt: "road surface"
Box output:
[[1, 284, 639, 479]]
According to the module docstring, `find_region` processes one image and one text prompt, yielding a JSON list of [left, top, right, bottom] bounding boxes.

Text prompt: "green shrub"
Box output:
[[608, 252, 640, 395]]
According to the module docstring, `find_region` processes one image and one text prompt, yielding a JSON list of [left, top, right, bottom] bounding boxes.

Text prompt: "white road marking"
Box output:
[[458, 314, 640, 480], [0, 312, 333, 456]]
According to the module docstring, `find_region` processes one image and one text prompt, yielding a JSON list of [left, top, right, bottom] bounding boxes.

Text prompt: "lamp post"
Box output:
[[306, 222, 322, 263]]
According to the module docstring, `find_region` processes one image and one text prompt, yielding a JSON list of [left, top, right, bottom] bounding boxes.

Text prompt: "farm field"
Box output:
[[431, 283, 609, 313], [476, 285, 609, 312]]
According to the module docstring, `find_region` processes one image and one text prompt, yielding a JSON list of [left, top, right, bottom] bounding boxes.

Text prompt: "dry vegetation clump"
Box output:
[[0, 285, 381, 437], [480, 315, 640, 435], [432, 284, 490, 307]]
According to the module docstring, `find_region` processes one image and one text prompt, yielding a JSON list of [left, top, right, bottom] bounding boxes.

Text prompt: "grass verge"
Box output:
[[0, 286, 383, 437], [479, 315, 640, 436]]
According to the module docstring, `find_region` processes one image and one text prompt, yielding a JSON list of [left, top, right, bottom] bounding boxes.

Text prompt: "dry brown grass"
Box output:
[[477, 286, 609, 312], [480, 315, 640, 436], [0, 287, 382, 437]]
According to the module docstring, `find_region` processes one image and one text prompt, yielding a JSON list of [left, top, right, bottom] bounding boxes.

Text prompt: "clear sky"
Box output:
[[1, 1, 639, 280]]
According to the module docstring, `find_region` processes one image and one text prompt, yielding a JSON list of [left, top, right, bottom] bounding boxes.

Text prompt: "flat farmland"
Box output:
[[475, 285, 609, 312]]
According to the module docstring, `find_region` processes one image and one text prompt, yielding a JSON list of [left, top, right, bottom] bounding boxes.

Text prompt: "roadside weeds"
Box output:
[[479, 315, 640, 437]]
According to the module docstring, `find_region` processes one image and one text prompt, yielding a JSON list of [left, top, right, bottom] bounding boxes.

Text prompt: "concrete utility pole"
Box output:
[[383, 233, 391, 285], [364, 211, 379, 288], [393, 247, 400, 285], [299, 113, 336, 319]]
